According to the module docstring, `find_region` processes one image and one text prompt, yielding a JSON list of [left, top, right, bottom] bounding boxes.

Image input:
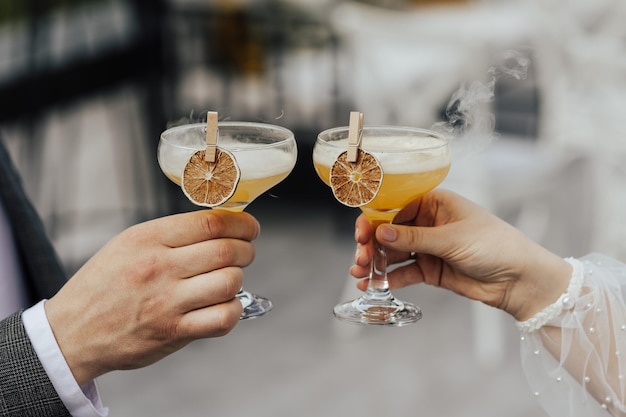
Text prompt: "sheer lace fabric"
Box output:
[[519, 253, 626, 417]]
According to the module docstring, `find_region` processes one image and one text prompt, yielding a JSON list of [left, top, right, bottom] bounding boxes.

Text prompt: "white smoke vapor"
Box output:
[[166, 109, 288, 129], [432, 49, 531, 148]]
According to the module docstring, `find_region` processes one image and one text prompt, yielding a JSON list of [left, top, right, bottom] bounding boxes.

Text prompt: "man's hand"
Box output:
[[45, 210, 260, 385]]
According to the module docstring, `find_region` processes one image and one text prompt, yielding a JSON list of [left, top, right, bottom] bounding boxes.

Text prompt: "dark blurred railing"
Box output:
[[0, 0, 167, 129]]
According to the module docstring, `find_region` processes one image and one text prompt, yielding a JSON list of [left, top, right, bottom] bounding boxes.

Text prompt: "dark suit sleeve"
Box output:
[[0, 136, 68, 305], [0, 311, 71, 417]]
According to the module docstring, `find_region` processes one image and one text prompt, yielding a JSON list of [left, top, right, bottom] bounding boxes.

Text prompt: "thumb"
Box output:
[[376, 223, 447, 256]]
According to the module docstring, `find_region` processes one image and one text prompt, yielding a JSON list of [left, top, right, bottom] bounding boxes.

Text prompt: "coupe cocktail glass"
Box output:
[[158, 121, 297, 319], [313, 126, 451, 326]]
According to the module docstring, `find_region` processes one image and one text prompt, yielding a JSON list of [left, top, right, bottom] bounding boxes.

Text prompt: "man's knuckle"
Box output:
[[201, 212, 225, 238]]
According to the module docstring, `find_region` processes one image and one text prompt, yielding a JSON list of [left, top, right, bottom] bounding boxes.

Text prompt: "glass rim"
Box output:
[[160, 121, 295, 150], [316, 125, 449, 152]]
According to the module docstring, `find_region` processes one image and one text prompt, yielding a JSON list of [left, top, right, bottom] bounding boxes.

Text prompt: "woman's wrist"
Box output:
[[515, 257, 583, 332], [510, 251, 573, 322]]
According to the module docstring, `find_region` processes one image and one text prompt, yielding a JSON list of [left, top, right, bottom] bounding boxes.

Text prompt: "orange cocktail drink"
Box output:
[[313, 125, 451, 326]]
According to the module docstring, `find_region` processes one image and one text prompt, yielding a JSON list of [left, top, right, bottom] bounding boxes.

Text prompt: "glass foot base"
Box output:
[[237, 290, 272, 320], [333, 296, 422, 326]]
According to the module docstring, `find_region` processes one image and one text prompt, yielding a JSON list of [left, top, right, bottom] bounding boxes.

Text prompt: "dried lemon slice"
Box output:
[[181, 148, 240, 207], [330, 149, 382, 207]]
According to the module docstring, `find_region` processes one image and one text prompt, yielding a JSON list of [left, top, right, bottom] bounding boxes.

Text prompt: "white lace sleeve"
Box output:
[[517, 253, 626, 417]]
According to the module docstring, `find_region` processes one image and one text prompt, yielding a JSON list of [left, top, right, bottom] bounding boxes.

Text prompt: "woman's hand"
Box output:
[[351, 189, 571, 321]]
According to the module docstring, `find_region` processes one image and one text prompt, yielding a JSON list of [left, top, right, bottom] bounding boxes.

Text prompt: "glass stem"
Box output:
[[364, 237, 392, 301]]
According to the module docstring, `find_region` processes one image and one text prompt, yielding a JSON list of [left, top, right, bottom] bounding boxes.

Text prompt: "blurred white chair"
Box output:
[[329, 1, 530, 127], [529, 0, 626, 260]]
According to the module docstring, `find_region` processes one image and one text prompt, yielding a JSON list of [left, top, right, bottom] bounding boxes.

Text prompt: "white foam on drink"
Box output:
[[230, 146, 296, 179], [313, 136, 450, 174], [159, 143, 295, 181]]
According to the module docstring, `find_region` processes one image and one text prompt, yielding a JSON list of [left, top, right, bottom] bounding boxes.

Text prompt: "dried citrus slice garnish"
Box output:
[[330, 149, 382, 207], [181, 148, 240, 207]]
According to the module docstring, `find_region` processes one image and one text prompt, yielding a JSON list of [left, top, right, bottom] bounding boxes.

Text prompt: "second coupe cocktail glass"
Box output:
[[158, 121, 297, 319], [313, 125, 451, 326]]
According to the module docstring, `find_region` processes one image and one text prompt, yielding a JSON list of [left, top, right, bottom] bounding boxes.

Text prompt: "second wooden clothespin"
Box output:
[[205, 111, 219, 162], [347, 111, 364, 162]]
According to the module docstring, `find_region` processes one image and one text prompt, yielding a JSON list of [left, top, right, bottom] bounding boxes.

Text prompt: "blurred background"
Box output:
[[1, 0, 625, 415]]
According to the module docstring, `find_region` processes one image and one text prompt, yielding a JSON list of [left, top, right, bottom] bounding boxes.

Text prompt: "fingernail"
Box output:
[[354, 226, 359, 242], [354, 247, 361, 264], [379, 225, 397, 242]]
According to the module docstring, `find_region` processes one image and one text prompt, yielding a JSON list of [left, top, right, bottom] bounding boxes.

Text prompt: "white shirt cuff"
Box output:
[[22, 300, 109, 417]]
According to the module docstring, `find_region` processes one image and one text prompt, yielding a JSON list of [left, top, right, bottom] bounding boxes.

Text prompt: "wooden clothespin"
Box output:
[[347, 111, 364, 162], [205, 111, 218, 162]]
